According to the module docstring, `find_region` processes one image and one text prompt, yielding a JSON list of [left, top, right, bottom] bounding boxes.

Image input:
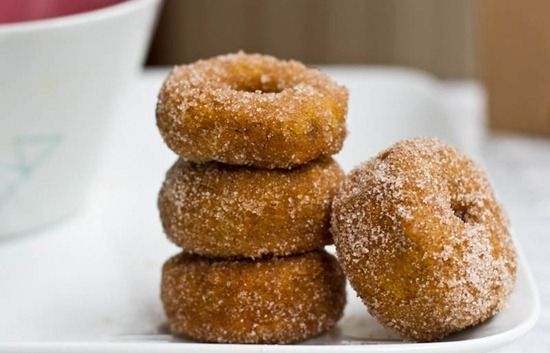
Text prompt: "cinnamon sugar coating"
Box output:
[[156, 52, 348, 169], [158, 157, 343, 258], [331, 138, 517, 341], [161, 250, 346, 344]]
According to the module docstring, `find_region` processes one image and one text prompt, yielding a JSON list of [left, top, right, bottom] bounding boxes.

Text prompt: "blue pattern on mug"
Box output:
[[0, 134, 63, 208]]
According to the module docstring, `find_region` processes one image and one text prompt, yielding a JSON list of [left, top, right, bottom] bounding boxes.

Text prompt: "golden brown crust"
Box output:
[[331, 138, 517, 341], [160, 250, 346, 344], [158, 157, 344, 258], [156, 52, 348, 169]]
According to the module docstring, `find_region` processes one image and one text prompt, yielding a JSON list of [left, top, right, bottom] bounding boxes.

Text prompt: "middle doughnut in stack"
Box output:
[[158, 157, 343, 258], [156, 52, 348, 344]]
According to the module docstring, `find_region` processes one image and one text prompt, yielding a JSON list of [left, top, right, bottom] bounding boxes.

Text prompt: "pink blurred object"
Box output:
[[0, 0, 127, 24]]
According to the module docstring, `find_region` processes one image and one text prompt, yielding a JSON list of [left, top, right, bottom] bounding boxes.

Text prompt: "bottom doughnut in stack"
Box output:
[[161, 250, 346, 344]]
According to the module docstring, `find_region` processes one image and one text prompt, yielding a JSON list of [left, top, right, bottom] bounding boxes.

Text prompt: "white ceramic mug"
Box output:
[[0, 0, 161, 236]]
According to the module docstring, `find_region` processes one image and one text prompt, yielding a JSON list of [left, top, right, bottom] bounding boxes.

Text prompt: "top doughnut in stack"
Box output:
[[155, 52, 348, 343]]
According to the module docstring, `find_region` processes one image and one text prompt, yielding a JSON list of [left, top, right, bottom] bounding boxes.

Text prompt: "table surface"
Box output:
[[0, 68, 548, 352]]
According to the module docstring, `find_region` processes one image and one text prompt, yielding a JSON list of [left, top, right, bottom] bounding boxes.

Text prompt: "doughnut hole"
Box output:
[[451, 202, 469, 223], [229, 66, 288, 93], [232, 76, 284, 93]]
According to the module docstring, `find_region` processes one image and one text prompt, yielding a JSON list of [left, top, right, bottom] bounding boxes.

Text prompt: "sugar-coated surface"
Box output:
[[156, 52, 348, 169], [158, 157, 343, 258], [161, 250, 346, 344], [331, 138, 517, 341]]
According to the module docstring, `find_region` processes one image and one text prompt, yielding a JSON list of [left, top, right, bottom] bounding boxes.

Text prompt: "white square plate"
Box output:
[[0, 70, 539, 353]]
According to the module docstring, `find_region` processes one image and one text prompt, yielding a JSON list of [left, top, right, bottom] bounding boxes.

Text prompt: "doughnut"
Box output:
[[161, 250, 346, 344], [158, 157, 343, 258], [156, 52, 348, 169], [331, 138, 517, 341]]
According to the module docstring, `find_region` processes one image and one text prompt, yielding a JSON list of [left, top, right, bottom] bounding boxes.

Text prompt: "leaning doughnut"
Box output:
[[156, 52, 348, 169], [331, 138, 517, 341], [161, 250, 346, 344], [158, 157, 343, 258]]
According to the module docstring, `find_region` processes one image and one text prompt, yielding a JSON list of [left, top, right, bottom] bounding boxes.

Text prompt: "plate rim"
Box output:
[[0, 254, 539, 353]]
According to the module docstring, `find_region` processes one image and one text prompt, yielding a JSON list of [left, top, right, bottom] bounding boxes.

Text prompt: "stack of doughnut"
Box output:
[[155, 52, 348, 344]]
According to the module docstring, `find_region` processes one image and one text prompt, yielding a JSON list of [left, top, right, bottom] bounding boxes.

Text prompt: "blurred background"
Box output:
[[147, 0, 550, 136], [148, 0, 475, 78]]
